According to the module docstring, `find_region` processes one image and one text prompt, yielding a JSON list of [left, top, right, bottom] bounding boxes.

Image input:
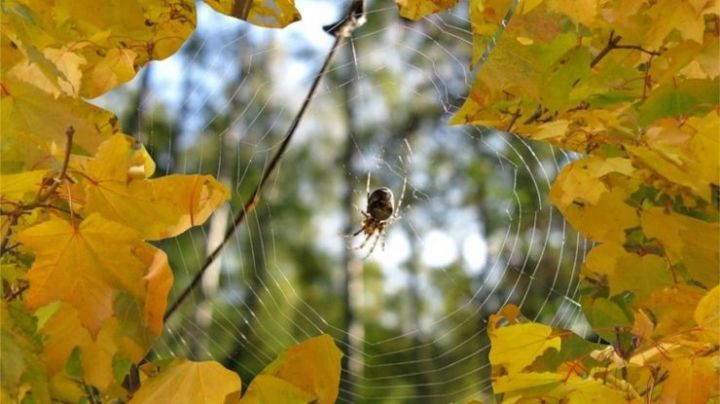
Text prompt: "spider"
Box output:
[[350, 172, 407, 257]]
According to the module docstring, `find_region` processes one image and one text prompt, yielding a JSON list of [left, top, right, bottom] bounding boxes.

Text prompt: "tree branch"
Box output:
[[162, 0, 367, 323]]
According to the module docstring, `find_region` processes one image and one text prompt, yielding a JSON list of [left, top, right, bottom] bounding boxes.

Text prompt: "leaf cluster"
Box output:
[[1, 0, 345, 403], [415, 0, 719, 401]]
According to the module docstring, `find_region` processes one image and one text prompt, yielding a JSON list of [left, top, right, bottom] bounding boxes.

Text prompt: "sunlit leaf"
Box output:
[[489, 322, 561, 374], [583, 243, 673, 300], [660, 357, 719, 404], [240, 374, 315, 404], [395, 0, 460, 20], [3, 0, 196, 98], [202, 0, 301, 28], [550, 156, 639, 243], [77, 134, 230, 240], [694, 286, 719, 332], [1, 302, 51, 404], [641, 207, 719, 288], [638, 78, 720, 126], [1, 80, 119, 169], [492, 371, 563, 394], [546, 0, 598, 28], [0, 170, 48, 201], [642, 285, 706, 337], [129, 359, 241, 403], [16, 214, 167, 336], [40, 303, 138, 391], [260, 334, 343, 404]]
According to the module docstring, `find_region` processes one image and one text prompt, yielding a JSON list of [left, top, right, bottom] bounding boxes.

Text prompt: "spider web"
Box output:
[[101, 0, 593, 401]]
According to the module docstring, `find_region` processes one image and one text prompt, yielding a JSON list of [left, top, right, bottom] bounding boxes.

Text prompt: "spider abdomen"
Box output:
[[367, 187, 394, 220]]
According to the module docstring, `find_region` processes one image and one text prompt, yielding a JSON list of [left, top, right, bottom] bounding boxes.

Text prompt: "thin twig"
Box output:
[[591, 31, 622, 68], [5, 283, 29, 301], [642, 53, 656, 99], [34, 126, 74, 206], [591, 31, 661, 68], [162, 1, 366, 323], [505, 109, 521, 133], [614, 44, 661, 57], [0, 126, 74, 257]]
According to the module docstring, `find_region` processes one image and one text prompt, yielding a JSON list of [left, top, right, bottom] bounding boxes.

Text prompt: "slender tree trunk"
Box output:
[[406, 235, 435, 398], [193, 27, 251, 359], [338, 43, 364, 403]]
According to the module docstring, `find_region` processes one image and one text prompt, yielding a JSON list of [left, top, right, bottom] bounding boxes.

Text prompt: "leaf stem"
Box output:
[[162, 0, 366, 324]]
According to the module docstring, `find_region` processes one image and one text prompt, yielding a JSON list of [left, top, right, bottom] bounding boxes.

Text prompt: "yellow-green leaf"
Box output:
[[1, 79, 119, 169], [489, 322, 561, 374], [1, 301, 51, 404], [583, 243, 673, 300]]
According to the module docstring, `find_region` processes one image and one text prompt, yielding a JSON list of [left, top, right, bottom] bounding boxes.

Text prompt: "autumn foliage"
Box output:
[[447, 0, 719, 402], [2, 0, 719, 402]]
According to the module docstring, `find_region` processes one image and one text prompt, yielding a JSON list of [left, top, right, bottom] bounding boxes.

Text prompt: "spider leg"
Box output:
[[365, 171, 372, 199], [394, 174, 408, 214], [349, 227, 365, 237], [363, 232, 382, 259], [379, 232, 387, 251], [355, 232, 374, 251]]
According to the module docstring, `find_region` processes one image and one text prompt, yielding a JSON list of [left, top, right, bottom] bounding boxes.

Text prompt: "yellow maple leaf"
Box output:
[[129, 359, 241, 403], [641, 207, 719, 289], [0, 170, 48, 201], [550, 157, 639, 243], [546, 0, 598, 29], [1, 79, 119, 166], [3, 0, 196, 98], [583, 243, 673, 300], [259, 334, 343, 404], [75, 134, 229, 240], [41, 303, 124, 391], [642, 285, 706, 337], [82, 48, 138, 98], [492, 371, 563, 394], [395, 0, 460, 21], [16, 214, 165, 336], [239, 374, 316, 404], [202, 0, 301, 28], [660, 357, 719, 404], [694, 286, 719, 334], [489, 322, 561, 374]]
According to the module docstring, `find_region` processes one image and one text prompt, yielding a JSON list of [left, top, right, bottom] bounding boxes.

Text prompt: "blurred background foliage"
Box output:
[[98, 0, 588, 401]]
